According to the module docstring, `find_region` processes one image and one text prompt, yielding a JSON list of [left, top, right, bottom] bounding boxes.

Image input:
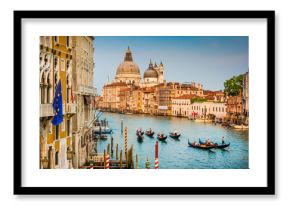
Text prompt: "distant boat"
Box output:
[[194, 118, 213, 123], [136, 132, 144, 142], [169, 132, 181, 139], [232, 124, 248, 130], [157, 133, 167, 141], [93, 126, 112, 134], [145, 130, 155, 137], [99, 135, 108, 140]]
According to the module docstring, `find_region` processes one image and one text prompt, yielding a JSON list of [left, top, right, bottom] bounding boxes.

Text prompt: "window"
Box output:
[[55, 151, 59, 166], [47, 74, 51, 103], [55, 125, 59, 140], [66, 78, 70, 103], [66, 36, 70, 47], [62, 120, 65, 131], [54, 36, 58, 43], [41, 74, 45, 104], [66, 119, 70, 137]]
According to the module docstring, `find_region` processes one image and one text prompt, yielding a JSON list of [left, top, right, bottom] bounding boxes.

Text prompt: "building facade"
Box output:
[[172, 94, 196, 117], [71, 36, 97, 168], [40, 36, 75, 169], [188, 102, 227, 120], [243, 72, 249, 124]]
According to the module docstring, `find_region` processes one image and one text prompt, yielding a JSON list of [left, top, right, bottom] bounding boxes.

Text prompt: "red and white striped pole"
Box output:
[[105, 154, 110, 169], [155, 140, 158, 169]]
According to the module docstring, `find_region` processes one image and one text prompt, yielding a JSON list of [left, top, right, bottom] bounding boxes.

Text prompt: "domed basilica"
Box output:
[[113, 47, 165, 87]]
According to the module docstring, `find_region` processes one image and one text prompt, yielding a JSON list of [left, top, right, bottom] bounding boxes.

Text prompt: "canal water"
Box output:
[[96, 112, 249, 169]]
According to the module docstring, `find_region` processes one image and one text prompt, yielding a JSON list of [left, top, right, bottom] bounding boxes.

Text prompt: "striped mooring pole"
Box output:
[[124, 127, 128, 155], [105, 153, 110, 169], [155, 140, 159, 169]]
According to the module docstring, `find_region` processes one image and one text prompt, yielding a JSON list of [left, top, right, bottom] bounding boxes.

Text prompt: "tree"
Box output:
[[224, 75, 243, 96]]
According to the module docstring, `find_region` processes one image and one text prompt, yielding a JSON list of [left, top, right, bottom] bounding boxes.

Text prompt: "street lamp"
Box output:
[[41, 156, 49, 169], [67, 146, 74, 169]]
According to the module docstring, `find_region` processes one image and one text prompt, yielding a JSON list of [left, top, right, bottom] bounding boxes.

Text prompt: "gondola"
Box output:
[[137, 134, 144, 142], [136, 131, 144, 142], [145, 130, 155, 137], [199, 138, 230, 149], [157, 134, 167, 141], [99, 135, 108, 140], [188, 139, 215, 150], [169, 132, 181, 139]]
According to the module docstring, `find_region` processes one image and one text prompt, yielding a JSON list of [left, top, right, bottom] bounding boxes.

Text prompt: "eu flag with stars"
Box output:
[[52, 80, 63, 126]]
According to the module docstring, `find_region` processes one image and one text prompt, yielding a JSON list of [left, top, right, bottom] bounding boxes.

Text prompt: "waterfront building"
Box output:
[[39, 36, 75, 169], [172, 94, 196, 117], [226, 95, 243, 124], [203, 90, 225, 102], [101, 82, 128, 111], [71, 36, 97, 168], [141, 87, 156, 114], [243, 72, 249, 124], [188, 102, 227, 120], [114, 47, 141, 85], [175, 82, 203, 97]]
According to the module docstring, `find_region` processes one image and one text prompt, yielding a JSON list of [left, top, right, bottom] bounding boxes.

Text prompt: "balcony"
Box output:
[[40, 104, 54, 118], [78, 85, 97, 96], [66, 103, 77, 114]]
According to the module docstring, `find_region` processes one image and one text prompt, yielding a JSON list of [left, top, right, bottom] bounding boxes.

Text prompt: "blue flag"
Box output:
[[52, 80, 63, 126]]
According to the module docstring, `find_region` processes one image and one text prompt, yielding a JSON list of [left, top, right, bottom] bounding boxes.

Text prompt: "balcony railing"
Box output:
[[40, 104, 54, 117], [66, 103, 77, 114], [78, 85, 97, 96]]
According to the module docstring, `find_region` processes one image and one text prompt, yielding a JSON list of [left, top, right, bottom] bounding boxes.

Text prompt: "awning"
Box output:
[[84, 96, 91, 105]]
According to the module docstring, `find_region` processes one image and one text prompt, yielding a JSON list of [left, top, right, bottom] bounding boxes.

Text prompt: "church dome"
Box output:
[[116, 47, 140, 75], [144, 61, 158, 78]]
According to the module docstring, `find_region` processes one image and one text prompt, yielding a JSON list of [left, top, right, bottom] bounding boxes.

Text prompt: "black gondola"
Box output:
[[145, 131, 155, 137], [169, 132, 181, 139], [199, 138, 230, 149], [99, 135, 108, 140], [188, 139, 215, 150], [137, 134, 144, 142], [157, 134, 167, 141]]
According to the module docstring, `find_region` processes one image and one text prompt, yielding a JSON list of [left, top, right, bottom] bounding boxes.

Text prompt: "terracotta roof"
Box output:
[[104, 82, 128, 87], [173, 94, 197, 100]]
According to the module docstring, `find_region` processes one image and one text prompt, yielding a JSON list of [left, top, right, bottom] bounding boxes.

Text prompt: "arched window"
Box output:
[[55, 151, 59, 166], [54, 72, 58, 89], [47, 74, 51, 103], [41, 74, 45, 104]]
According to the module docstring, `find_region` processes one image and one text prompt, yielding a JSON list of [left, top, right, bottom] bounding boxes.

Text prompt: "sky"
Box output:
[[93, 36, 248, 93]]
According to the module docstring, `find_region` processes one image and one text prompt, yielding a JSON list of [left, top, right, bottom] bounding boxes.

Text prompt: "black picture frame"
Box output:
[[14, 10, 275, 195]]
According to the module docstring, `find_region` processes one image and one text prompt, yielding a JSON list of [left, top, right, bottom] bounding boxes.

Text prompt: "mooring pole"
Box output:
[[120, 150, 123, 169], [103, 150, 106, 169], [124, 127, 128, 156], [155, 140, 159, 169], [121, 119, 124, 135], [111, 137, 114, 156], [136, 154, 138, 169], [116, 144, 119, 160]]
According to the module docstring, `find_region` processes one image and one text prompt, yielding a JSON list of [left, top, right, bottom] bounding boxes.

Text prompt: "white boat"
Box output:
[[232, 124, 249, 130], [194, 118, 213, 123]]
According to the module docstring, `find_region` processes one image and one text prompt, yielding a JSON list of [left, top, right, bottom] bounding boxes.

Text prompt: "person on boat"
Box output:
[[222, 136, 225, 144], [173, 129, 178, 135], [149, 128, 152, 134], [205, 139, 211, 145]]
